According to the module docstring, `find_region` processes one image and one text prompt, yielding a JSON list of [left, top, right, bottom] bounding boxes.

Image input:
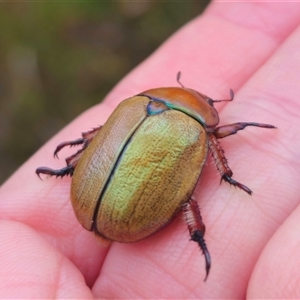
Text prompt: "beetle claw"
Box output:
[[36, 171, 43, 180], [191, 231, 211, 281], [222, 174, 252, 195], [183, 198, 211, 281]]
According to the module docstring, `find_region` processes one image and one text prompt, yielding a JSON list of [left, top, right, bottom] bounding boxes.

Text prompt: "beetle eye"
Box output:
[[147, 100, 169, 115], [206, 98, 214, 107]]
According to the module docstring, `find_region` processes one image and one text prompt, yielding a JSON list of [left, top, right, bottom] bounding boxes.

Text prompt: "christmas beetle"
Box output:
[[36, 73, 275, 280]]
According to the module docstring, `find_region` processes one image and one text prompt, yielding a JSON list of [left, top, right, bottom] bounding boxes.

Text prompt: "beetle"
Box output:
[[36, 73, 275, 281]]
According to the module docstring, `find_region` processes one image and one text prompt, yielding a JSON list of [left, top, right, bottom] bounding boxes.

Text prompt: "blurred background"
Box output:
[[0, 1, 209, 185]]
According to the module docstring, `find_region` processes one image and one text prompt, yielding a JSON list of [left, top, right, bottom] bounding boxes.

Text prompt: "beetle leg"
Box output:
[[36, 126, 102, 179], [214, 122, 275, 139], [37, 144, 89, 179], [36, 165, 74, 179], [183, 197, 211, 281], [54, 126, 102, 158], [65, 147, 86, 169], [82, 126, 102, 143], [208, 133, 252, 195], [54, 138, 85, 158]]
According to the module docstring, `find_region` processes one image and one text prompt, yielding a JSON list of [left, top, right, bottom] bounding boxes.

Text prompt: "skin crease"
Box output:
[[0, 2, 300, 299]]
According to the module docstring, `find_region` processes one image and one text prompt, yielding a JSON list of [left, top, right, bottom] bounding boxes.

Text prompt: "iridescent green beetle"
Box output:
[[37, 74, 275, 280]]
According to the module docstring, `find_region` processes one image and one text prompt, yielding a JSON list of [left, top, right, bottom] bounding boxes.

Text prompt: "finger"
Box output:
[[197, 11, 300, 299], [245, 24, 300, 299], [247, 205, 300, 298], [0, 151, 109, 288], [0, 220, 93, 299]]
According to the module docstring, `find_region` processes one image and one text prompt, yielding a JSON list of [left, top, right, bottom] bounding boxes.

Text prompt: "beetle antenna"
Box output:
[[176, 71, 185, 88], [212, 89, 234, 103]]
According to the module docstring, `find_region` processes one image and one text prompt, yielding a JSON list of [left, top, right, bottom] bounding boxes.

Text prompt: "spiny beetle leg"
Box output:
[[208, 133, 252, 195], [54, 126, 102, 158], [54, 138, 84, 158], [183, 197, 211, 281], [222, 174, 252, 195], [36, 165, 74, 179], [82, 126, 102, 142], [65, 147, 86, 168], [215, 122, 276, 139], [37, 127, 102, 180]]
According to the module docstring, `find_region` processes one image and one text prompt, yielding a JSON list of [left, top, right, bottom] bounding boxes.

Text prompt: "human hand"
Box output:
[[0, 2, 300, 298]]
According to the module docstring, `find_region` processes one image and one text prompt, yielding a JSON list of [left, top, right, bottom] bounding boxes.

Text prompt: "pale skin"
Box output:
[[0, 2, 300, 298]]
